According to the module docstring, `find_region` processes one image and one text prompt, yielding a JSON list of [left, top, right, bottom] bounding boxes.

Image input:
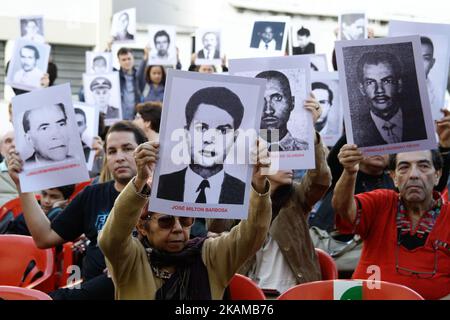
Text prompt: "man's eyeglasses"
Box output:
[[144, 214, 195, 230], [395, 240, 437, 279]]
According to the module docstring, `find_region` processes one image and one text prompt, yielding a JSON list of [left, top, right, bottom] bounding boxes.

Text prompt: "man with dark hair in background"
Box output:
[[157, 86, 246, 205], [354, 51, 427, 147], [293, 27, 315, 55], [256, 70, 309, 151], [116, 47, 142, 120]]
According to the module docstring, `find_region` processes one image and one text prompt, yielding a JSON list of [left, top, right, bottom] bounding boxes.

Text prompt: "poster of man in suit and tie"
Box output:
[[335, 35, 437, 156], [149, 70, 266, 219], [195, 28, 222, 66]]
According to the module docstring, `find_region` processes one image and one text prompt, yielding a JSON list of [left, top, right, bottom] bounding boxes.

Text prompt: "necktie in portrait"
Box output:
[[195, 180, 210, 203], [382, 121, 400, 143]]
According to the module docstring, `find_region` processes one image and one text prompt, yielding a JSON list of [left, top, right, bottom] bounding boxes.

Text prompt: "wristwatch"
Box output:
[[132, 177, 151, 199]]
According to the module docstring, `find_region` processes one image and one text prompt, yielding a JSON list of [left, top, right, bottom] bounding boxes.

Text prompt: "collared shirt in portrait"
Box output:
[[258, 39, 276, 51], [370, 108, 403, 144], [272, 131, 309, 151], [13, 68, 44, 88], [184, 166, 225, 204]]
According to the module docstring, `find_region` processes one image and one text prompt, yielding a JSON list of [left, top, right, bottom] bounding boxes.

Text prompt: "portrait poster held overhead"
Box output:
[[229, 55, 315, 170], [195, 28, 222, 66], [83, 72, 122, 126], [19, 15, 45, 43], [73, 102, 99, 170], [111, 8, 136, 42], [311, 72, 343, 147], [11, 83, 89, 193], [6, 38, 51, 92], [338, 12, 367, 41], [388, 20, 450, 120], [335, 35, 437, 156], [85, 51, 113, 74], [291, 24, 316, 55], [249, 17, 290, 57], [150, 70, 266, 219], [147, 24, 177, 66]]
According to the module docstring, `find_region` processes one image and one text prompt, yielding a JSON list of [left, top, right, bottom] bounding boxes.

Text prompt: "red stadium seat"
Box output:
[[228, 274, 266, 300], [69, 179, 93, 201], [0, 235, 55, 292], [315, 248, 338, 280], [277, 280, 424, 300], [0, 285, 52, 300], [0, 194, 41, 220]]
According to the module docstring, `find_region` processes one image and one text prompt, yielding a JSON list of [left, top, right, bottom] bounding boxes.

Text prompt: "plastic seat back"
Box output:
[[0, 235, 54, 290], [228, 274, 266, 300], [315, 248, 338, 280], [277, 280, 424, 300], [0, 194, 41, 220], [0, 285, 52, 300]]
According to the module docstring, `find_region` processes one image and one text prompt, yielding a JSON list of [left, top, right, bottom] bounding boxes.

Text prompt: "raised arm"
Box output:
[[332, 144, 364, 224], [202, 139, 272, 285], [98, 142, 158, 270], [7, 147, 64, 248]]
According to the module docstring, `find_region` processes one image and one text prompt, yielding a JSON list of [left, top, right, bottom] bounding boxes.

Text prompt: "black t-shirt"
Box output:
[[51, 180, 120, 280]]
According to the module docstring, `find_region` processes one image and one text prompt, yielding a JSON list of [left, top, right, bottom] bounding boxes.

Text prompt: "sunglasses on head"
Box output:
[[146, 214, 195, 229]]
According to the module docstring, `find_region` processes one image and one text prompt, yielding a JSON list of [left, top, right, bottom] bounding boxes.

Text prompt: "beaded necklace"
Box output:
[[396, 192, 443, 241]]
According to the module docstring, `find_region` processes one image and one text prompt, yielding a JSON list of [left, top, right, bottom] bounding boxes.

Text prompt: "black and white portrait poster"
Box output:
[[73, 102, 99, 170], [85, 51, 113, 74], [11, 83, 89, 192], [311, 72, 343, 147], [389, 20, 450, 121], [150, 70, 265, 219], [111, 8, 136, 42], [147, 24, 177, 66], [83, 72, 122, 126], [339, 12, 367, 41], [249, 17, 290, 57], [291, 24, 316, 55], [230, 55, 315, 170], [19, 15, 45, 43], [335, 36, 437, 156], [310, 54, 329, 72], [195, 28, 222, 66], [6, 38, 51, 91]]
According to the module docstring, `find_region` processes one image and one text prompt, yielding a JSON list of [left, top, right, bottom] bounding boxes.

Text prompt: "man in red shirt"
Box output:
[[332, 110, 450, 300]]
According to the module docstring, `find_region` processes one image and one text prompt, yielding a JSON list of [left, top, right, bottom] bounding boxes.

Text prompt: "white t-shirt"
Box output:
[[247, 234, 297, 294]]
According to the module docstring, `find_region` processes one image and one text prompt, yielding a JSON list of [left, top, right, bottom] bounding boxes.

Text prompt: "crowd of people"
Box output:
[[0, 20, 449, 301]]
